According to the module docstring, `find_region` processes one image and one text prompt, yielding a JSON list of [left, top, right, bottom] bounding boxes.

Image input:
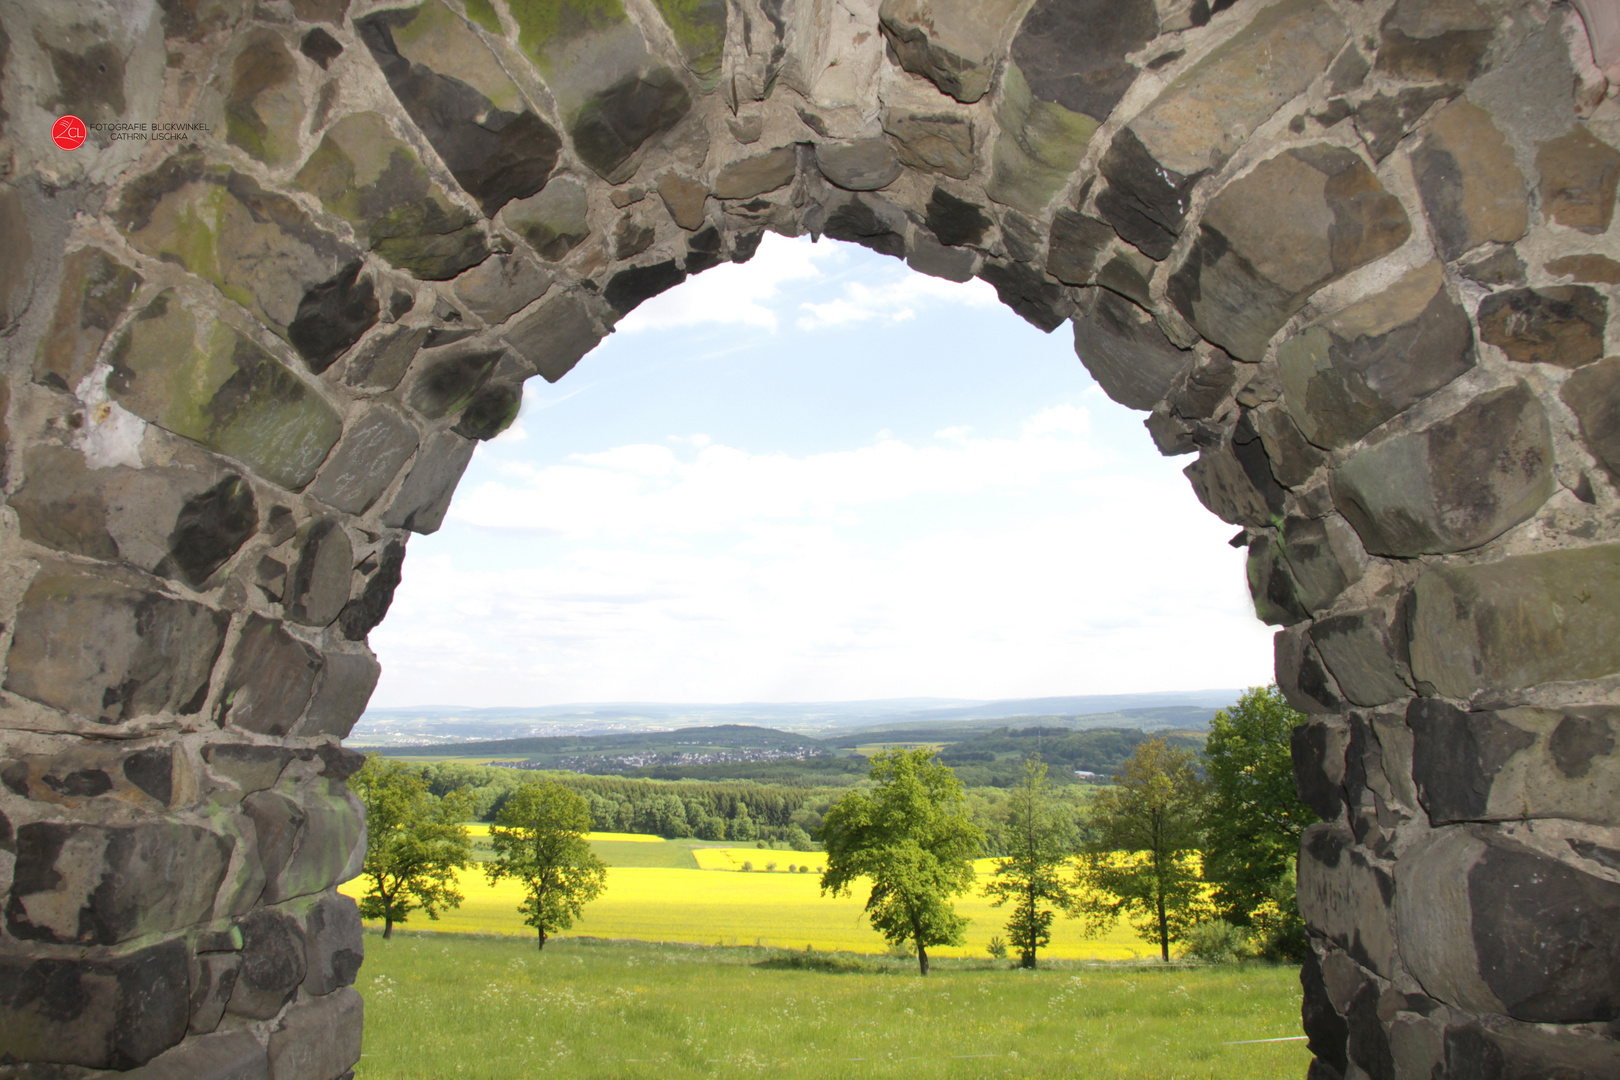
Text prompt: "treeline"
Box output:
[[938, 726, 1205, 787]]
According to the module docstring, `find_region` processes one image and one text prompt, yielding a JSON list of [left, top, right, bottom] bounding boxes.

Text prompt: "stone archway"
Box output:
[[1, 0, 1617, 1075]]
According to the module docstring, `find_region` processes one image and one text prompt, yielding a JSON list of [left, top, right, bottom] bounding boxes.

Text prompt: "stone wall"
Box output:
[[0, 0, 1615, 1076]]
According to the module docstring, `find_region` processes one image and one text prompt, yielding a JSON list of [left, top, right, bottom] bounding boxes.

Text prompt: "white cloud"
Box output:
[[795, 272, 997, 331], [615, 234, 836, 333]]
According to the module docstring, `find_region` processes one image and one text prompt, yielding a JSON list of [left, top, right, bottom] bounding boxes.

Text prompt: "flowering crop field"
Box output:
[[353, 934, 1308, 1080], [341, 837, 1156, 959]]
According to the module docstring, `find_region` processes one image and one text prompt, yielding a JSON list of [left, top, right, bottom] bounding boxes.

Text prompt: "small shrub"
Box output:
[[885, 941, 913, 959], [986, 936, 1008, 960], [766, 861, 778, 872], [1182, 920, 1247, 963], [798, 865, 811, 874], [788, 864, 799, 873], [740, 861, 753, 872]]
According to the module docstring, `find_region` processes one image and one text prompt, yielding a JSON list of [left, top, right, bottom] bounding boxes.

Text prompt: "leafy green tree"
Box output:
[[486, 781, 608, 950], [1202, 685, 1317, 960], [984, 756, 1079, 968], [818, 748, 984, 975], [352, 755, 474, 940], [1073, 737, 1209, 962]]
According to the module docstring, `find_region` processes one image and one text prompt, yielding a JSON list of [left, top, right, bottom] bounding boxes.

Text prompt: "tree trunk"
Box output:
[[1157, 893, 1169, 962], [383, 916, 393, 940], [916, 943, 929, 976], [537, 926, 547, 951]]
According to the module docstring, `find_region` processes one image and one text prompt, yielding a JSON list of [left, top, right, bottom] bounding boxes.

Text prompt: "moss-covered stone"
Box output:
[[650, 0, 727, 87], [294, 112, 490, 279], [224, 30, 304, 167], [33, 247, 141, 393], [987, 63, 1099, 215], [106, 292, 343, 492], [502, 176, 590, 259]]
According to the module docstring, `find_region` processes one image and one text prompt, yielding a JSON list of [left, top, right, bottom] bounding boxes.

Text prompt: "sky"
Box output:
[[367, 235, 1275, 707]]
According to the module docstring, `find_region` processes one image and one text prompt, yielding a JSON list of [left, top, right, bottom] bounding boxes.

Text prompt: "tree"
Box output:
[[1202, 685, 1317, 959], [486, 780, 608, 950], [984, 756, 1079, 968], [1073, 737, 1209, 962], [818, 748, 984, 975], [351, 755, 474, 940]]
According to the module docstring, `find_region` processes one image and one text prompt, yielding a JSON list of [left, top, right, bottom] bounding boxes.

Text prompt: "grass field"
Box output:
[[342, 835, 1167, 959], [353, 933, 1309, 1080]]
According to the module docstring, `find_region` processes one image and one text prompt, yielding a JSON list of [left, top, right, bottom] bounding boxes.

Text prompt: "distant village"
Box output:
[[490, 746, 834, 774]]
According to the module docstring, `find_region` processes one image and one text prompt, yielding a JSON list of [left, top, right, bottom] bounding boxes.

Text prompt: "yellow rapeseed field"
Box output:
[[341, 837, 1155, 959]]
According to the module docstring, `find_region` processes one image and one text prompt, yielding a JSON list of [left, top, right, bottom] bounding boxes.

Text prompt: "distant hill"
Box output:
[[351, 691, 1243, 746]]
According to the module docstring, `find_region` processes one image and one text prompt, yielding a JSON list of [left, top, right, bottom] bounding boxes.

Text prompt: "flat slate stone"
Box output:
[[569, 67, 692, 183], [503, 291, 602, 383], [4, 570, 228, 723], [1046, 210, 1114, 286], [408, 349, 501, 419], [1332, 381, 1554, 556], [224, 29, 304, 167], [1562, 356, 1620, 481], [1070, 287, 1190, 410], [503, 177, 591, 261], [286, 259, 379, 374], [309, 404, 420, 515], [977, 259, 1071, 332], [1010, 0, 1155, 122], [119, 1029, 269, 1080], [884, 103, 976, 179], [107, 292, 343, 492], [34, 247, 141, 393], [1311, 607, 1410, 707], [1376, 0, 1493, 84], [657, 171, 708, 230], [1410, 543, 1620, 698], [216, 615, 323, 736], [1411, 99, 1529, 263], [1538, 125, 1620, 234], [359, 3, 561, 216], [605, 260, 687, 314], [987, 63, 1099, 215], [283, 517, 353, 628], [381, 430, 476, 534], [1279, 262, 1475, 449], [713, 146, 797, 200], [877, 0, 1026, 103], [338, 540, 405, 641], [924, 187, 989, 248], [1477, 286, 1606, 369], [1169, 144, 1410, 361], [815, 139, 902, 191], [299, 650, 382, 738]]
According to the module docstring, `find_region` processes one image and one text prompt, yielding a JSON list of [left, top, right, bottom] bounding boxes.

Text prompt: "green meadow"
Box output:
[[353, 933, 1308, 1080]]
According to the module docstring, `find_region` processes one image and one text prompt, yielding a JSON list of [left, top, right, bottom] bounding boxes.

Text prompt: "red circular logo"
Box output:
[[52, 115, 87, 150]]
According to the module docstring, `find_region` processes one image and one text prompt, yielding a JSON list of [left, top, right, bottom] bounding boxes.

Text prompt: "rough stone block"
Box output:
[[381, 430, 476, 534], [650, 0, 727, 87], [338, 541, 405, 641], [203, 744, 296, 795], [1297, 824, 1397, 978], [217, 615, 323, 737], [1411, 99, 1528, 263], [120, 1029, 269, 1080], [263, 789, 364, 904], [977, 259, 1070, 333], [0, 939, 190, 1069], [1169, 145, 1410, 361], [1046, 210, 1114, 286], [108, 292, 344, 492], [6, 820, 231, 946], [1070, 288, 1191, 411], [1537, 124, 1620, 234], [1375, 0, 1493, 83], [3, 570, 228, 723], [604, 260, 687, 315], [876, 0, 1025, 103], [503, 178, 590, 261], [284, 518, 353, 628], [345, 326, 428, 391], [1276, 624, 1343, 714], [1246, 532, 1309, 625], [815, 139, 902, 192], [359, 2, 561, 216], [453, 254, 553, 326], [228, 907, 307, 1020], [1477, 285, 1606, 369], [986, 63, 1099, 216], [294, 112, 489, 280], [188, 951, 241, 1036], [301, 891, 363, 996], [33, 246, 141, 393], [883, 101, 976, 179], [905, 236, 976, 282], [1252, 406, 1324, 489], [308, 406, 420, 516], [1311, 608, 1410, 708], [1562, 355, 1620, 483], [224, 30, 304, 167], [1009, 0, 1154, 124], [297, 650, 382, 739], [713, 146, 797, 200], [1278, 262, 1475, 450], [287, 260, 379, 375], [266, 986, 362, 1080], [1280, 514, 1365, 616], [1409, 543, 1620, 698], [1331, 381, 1554, 556]]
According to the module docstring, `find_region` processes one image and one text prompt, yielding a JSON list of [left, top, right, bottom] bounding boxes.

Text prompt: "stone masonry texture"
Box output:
[[0, 0, 1618, 1077]]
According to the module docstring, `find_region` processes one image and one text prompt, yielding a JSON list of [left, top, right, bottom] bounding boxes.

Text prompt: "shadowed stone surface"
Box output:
[[225, 30, 304, 167], [1376, 0, 1492, 83], [504, 178, 591, 261], [1563, 356, 1620, 482], [284, 517, 353, 627], [1412, 99, 1529, 263], [877, 0, 1025, 104], [1070, 288, 1190, 411], [309, 405, 420, 515], [1538, 125, 1620, 234], [1477, 286, 1607, 369], [33, 247, 141, 393], [381, 430, 476, 533], [216, 615, 323, 736]]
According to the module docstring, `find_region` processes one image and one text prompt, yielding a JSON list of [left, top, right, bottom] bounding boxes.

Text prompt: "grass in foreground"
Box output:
[[355, 932, 1307, 1080]]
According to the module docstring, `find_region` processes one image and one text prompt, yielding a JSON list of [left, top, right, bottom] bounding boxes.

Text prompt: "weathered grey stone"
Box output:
[[453, 254, 553, 328], [263, 789, 364, 904], [503, 178, 590, 262], [1332, 382, 1554, 557], [1098, 0, 1345, 258], [1096, 253, 1153, 309], [381, 430, 476, 534], [877, 0, 1025, 104], [986, 62, 1100, 215], [241, 790, 305, 906], [815, 139, 902, 191], [1252, 405, 1324, 488], [297, 650, 381, 739], [1537, 124, 1620, 234], [1442, 1020, 1620, 1079], [1276, 622, 1343, 714], [295, 112, 490, 280], [1477, 285, 1606, 369], [453, 378, 523, 440], [267, 986, 362, 1080], [571, 67, 693, 184], [108, 293, 344, 492], [1169, 145, 1410, 361], [287, 260, 379, 375], [976, 259, 1070, 333], [1460, 246, 1527, 286], [614, 214, 656, 260], [605, 260, 687, 315], [346, 326, 428, 391], [656, 172, 708, 231], [1190, 435, 1284, 531], [1311, 608, 1410, 707], [1246, 533, 1309, 625], [923, 188, 989, 249], [187, 953, 242, 1037], [203, 744, 295, 795], [228, 907, 306, 1019], [1009, 0, 1155, 123], [0, 940, 190, 1069], [360, 2, 561, 216], [224, 30, 303, 167], [33, 247, 141, 393], [301, 891, 363, 996], [1375, 0, 1493, 83], [1070, 288, 1191, 411], [1165, 349, 1239, 425], [407, 350, 501, 420], [502, 291, 601, 383], [1292, 719, 1350, 821], [649, 0, 727, 87], [1411, 99, 1529, 263], [1046, 210, 1114, 286], [4, 570, 229, 723], [121, 1029, 268, 1080], [1279, 262, 1475, 450], [2, 743, 175, 808], [883, 105, 975, 181], [6, 820, 231, 945], [713, 146, 797, 200], [905, 235, 976, 282], [338, 541, 405, 641], [1353, 86, 1456, 162], [1563, 356, 1620, 483], [1410, 543, 1620, 698], [1280, 514, 1364, 615], [283, 518, 352, 628], [216, 615, 323, 736], [1297, 824, 1397, 978], [308, 405, 420, 516]]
